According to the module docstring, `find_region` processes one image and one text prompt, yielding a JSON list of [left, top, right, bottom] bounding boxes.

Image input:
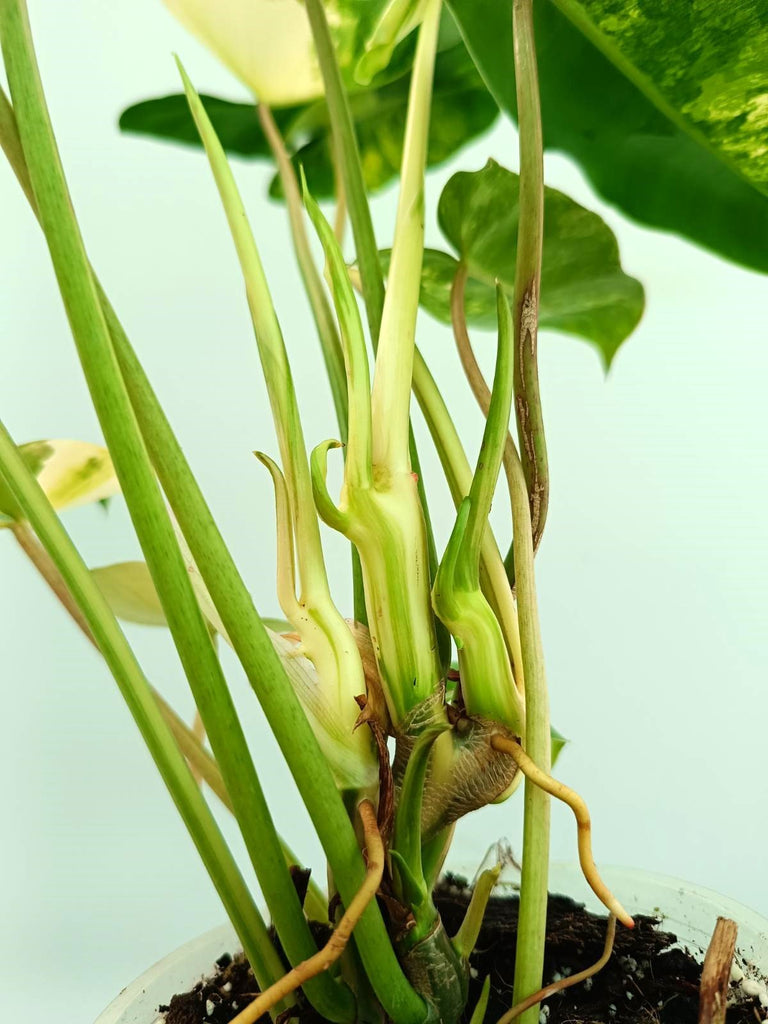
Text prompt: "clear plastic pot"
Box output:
[[94, 864, 768, 1024]]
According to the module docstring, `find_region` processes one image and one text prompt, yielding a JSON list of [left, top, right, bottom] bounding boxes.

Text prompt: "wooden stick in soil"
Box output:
[[698, 917, 738, 1024], [229, 799, 384, 1024], [490, 734, 634, 928], [496, 914, 617, 1024]]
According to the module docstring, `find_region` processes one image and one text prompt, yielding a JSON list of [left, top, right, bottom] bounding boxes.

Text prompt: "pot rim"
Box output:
[[94, 862, 768, 1024]]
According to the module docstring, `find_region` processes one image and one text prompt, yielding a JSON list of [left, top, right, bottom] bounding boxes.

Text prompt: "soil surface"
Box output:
[[159, 876, 764, 1024]]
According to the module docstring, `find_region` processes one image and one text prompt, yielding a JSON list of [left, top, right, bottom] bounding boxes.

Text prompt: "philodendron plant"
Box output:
[[1, 1, 765, 1023]]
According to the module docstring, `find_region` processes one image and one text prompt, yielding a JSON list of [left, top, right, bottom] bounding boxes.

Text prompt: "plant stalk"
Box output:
[[103, 316, 428, 1023], [256, 102, 368, 624], [0, 420, 287, 1005], [0, 75, 424, 1021], [508, 1, 550, 1018], [451, 265, 521, 576], [412, 349, 524, 688], [11, 520, 331, 924], [370, 0, 442, 474], [1, 10, 354, 1018], [511, 0, 548, 553], [303, 0, 450, 673]]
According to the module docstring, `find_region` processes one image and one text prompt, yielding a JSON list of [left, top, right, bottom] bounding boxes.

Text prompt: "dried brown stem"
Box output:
[[229, 799, 384, 1024], [490, 734, 634, 928], [698, 917, 738, 1024], [13, 522, 95, 644], [496, 913, 617, 1024]]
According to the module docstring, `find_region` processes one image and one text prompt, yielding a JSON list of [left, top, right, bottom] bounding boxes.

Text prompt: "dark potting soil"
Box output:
[[159, 876, 762, 1024]]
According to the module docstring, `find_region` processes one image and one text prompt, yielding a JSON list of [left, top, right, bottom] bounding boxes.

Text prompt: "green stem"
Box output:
[[370, 0, 442, 474], [303, 0, 384, 344], [0, 79, 32, 204], [0, 420, 286, 1004], [20, 522, 331, 928], [508, 414, 550, 1024], [101, 312, 427, 1024], [1, 9, 352, 1018], [256, 102, 368, 626], [12, 521, 331, 926], [463, 287, 516, 578], [509, 1, 551, 1018], [303, 183, 373, 491], [450, 266, 520, 580], [412, 348, 524, 690], [256, 104, 348, 442], [178, 67, 370, 787], [512, 0, 548, 553], [303, 0, 448, 673], [431, 291, 525, 732], [370, 0, 440, 473], [2, 29, 425, 1020]]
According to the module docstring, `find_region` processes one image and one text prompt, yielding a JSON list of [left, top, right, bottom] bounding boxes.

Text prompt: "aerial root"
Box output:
[[229, 799, 383, 1024], [495, 913, 617, 1024], [490, 734, 634, 929]]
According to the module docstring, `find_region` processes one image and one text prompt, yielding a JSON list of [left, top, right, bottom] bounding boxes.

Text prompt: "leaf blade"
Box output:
[[447, 0, 768, 274]]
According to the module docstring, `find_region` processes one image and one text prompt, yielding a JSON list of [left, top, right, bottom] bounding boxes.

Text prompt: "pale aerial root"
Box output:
[[229, 799, 384, 1024], [490, 735, 634, 929], [495, 914, 617, 1024]]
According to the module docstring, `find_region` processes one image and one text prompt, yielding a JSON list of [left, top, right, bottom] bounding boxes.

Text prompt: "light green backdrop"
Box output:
[[1, 1, 766, 1021]]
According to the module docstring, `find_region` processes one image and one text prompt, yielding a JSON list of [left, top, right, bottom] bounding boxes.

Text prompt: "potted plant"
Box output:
[[0, 0, 766, 1022]]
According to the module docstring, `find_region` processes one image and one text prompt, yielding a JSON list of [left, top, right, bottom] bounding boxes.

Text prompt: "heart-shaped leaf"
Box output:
[[409, 159, 644, 366], [0, 440, 119, 527], [119, 43, 497, 201], [447, 0, 768, 274], [119, 94, 298, 159]]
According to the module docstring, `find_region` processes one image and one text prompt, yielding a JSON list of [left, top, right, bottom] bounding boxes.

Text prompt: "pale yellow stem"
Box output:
[[229, 799, 384, 1024], [490, 735, 634, 928]]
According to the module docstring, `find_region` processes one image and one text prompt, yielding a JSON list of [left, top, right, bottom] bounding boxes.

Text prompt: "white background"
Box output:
[[1, 2, 766, 1020]]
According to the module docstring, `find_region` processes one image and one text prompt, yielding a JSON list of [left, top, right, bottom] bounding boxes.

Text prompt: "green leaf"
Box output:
[[551, 725, 567, 767], [0, 439, 119, 527], [447, 0, 768, 274], [91, 561, 168, 627], [404, 159, 644, 366], [283, 42, 497, 199], [118, 43, 497, 201], [468, 975, 491, 1024], [552, 0, 768, 197], [119, 93, 299, 158]]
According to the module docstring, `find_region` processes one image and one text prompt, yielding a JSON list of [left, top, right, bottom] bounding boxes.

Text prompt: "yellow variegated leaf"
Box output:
[[36, 440, 119, 510], [163, 0, 323, 105], [0, 439, 119, 528], [92, 561, 168, 627], [162, 0, 397, 106]]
